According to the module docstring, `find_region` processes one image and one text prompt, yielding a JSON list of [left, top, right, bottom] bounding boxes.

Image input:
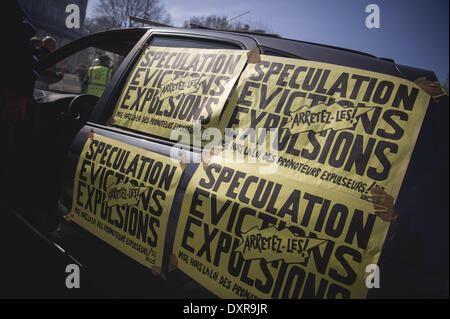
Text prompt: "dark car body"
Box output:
[[27, 27, 448, 298]]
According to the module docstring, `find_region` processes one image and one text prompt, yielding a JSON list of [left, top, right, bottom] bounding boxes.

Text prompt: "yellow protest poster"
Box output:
[[112, 46, 248, 140], [172, 159, 389, 299], [171, 56, 431, 299], [70, 134, 182, 270], [219, 55, 430, 204]]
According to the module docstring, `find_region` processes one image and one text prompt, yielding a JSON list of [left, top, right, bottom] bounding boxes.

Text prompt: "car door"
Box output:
[[60, 29, 258, 212], [56, 29, 258, 297]]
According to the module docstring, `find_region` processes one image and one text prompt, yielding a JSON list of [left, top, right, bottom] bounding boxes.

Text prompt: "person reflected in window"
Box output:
[[84, 54, 113, 97]]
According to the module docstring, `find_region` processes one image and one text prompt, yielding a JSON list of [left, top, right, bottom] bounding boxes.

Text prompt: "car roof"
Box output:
[[43, 26, 438, 84], [142, 26, 438, 82]]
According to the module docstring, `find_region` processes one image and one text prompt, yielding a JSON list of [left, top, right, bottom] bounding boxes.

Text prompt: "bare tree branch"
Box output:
[[183, 14, 268, 33], [85, 0, 171, 32]]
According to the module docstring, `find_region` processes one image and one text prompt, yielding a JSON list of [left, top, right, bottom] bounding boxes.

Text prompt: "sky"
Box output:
[[87, 0, 449, 83]]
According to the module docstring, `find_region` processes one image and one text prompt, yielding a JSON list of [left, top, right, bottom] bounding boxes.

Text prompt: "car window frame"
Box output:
[[88, 29, 259, 145]]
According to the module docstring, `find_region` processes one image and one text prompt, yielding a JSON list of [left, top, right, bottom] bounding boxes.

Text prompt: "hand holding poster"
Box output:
[[70, 134, 182, 271], [112, 47, 248, 140]]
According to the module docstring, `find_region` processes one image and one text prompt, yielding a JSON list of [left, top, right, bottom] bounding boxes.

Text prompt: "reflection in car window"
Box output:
[[148, 36, 242, 50], [35, 47, 124, 95], [261, 46, 302, 59]]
